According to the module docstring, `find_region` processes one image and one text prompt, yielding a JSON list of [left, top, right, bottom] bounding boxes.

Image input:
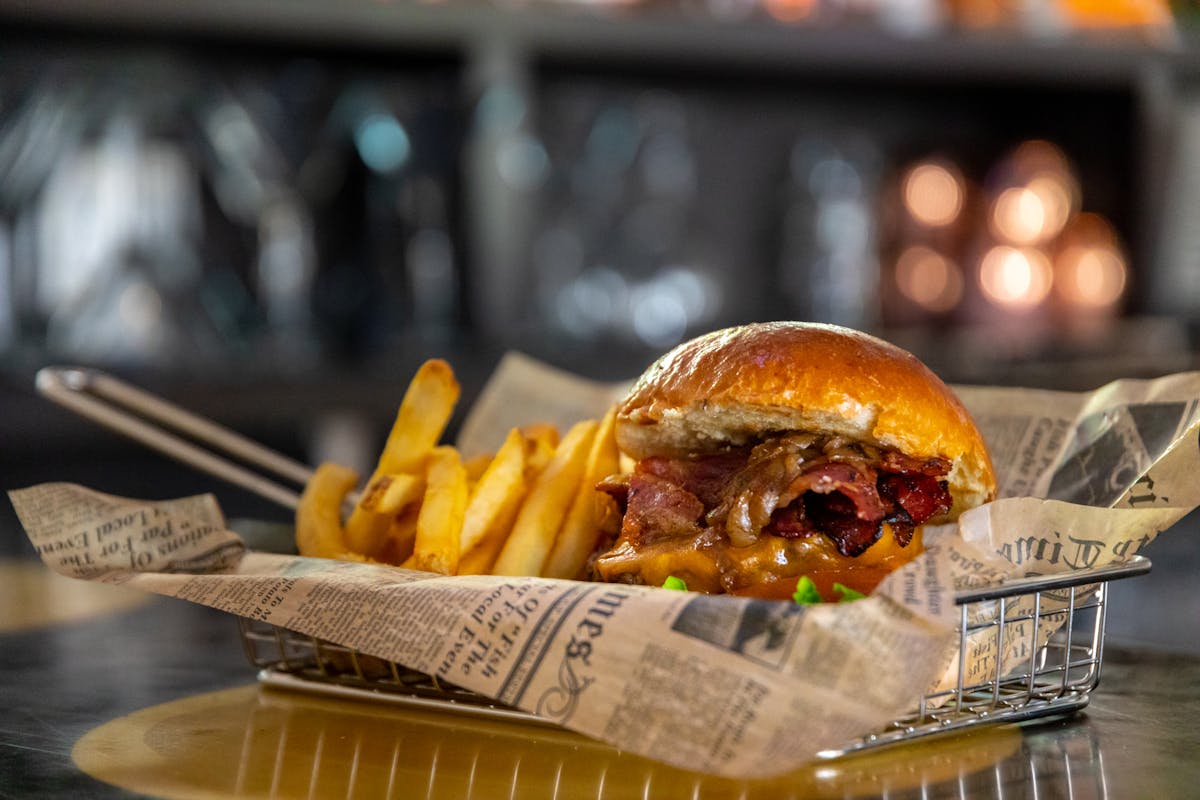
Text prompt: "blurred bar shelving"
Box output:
[[3, 0, 1200, 468], [3, 0, 1199, 81]]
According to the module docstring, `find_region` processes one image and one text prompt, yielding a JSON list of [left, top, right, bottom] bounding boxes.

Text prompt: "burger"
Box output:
[[592, 322, 996, 601]]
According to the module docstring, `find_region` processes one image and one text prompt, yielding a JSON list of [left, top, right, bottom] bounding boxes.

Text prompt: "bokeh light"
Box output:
[[979, 245, 1053, 309], [1056, 244, 1127, 308], [991, 186, 1046, 244], [1025, 175, 1074, 237], [354, 113, 411, 174], [1008, 140, 1073, 180], [902, 160, 964, 228], [988, 141, 1076, 246], [764, 0, 818, 23], [895, 246, 963, 313], [1055, 213, 1127, 310]]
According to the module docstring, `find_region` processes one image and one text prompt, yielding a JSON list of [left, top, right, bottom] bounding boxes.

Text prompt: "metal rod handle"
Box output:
[[36, 366, 311, 511]]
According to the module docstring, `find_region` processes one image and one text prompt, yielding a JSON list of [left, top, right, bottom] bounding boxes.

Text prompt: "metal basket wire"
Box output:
[[239, 616, 552, 726], [239, 555, 1150, 754]]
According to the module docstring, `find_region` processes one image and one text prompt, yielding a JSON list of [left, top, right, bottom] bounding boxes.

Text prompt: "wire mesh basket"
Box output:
[[831, 555, 1150, 755], [239, 555, 1150, 754], [27, 366, 1159, 757]]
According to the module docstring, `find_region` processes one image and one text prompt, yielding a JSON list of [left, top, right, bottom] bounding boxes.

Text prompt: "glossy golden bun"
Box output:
[[616, 321, 996, 520]]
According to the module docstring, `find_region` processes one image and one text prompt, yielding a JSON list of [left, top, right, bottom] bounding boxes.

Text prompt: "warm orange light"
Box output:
[[1059, 211, 1120, 249], [988, 140, 1077, 247], [765, 0, 818, 22], [979, 246, 1053, 309], [1056, 245, 1127, 308], [1026, 175, 1073, 236], [1008, 140, 1073, 179], [902, 161, 964, 228], [953, 0, 1011, 28], [990, 175, 1073, 245], [1060, 0, 1174, 28], [991, 187, 1046, 245], [895, 246, 963, 313]]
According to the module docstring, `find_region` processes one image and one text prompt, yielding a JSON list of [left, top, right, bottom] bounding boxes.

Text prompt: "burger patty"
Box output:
[[600, 434, 952, 560]]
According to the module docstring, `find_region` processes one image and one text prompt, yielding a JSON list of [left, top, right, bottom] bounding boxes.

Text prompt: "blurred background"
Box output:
[[2, 0, 1199, 647]]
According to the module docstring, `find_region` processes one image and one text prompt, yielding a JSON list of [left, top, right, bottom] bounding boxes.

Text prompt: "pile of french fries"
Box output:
[[296, 359, 622, 581]]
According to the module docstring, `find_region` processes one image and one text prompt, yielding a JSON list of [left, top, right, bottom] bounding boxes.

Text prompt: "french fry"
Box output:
[[491, 419, 598, 577], [296, 462, 360, 559], [463, 453, 494, 483], [299, 353, 624, 584], [377, 359, 461, 474], [342, 512, 390, 559], [458, 428, 528, 575], [380, 505, 420, 565], [344, 359, 460, 556], [411, 446, 468, 575], [521, 422, 559, 479], [542, 406, 621, 579], [358, 473, 425, 516]]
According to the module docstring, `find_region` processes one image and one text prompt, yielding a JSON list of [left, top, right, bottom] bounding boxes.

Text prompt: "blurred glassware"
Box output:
[[777, 130, 884, 330], [0, 57, 256, 369], [0, 222, 11, 351], [531, 87, 725, 353], [0, 48, 460, 374]]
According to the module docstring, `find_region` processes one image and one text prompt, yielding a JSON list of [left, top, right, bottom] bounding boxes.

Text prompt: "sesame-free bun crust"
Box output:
[[616, 322, 996, 518]]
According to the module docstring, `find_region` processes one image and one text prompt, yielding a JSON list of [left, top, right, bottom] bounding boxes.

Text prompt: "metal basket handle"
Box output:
[[36, 366, 314, 510]]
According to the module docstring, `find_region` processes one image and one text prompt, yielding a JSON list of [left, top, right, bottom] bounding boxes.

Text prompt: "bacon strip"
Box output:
[[879, 472, 952, 523], [606, 433, 952, 565], [616, 473, 704, 546], [637, 451, 749, 508]]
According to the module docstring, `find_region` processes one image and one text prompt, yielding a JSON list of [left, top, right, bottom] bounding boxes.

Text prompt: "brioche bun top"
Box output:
[[616, 321, 997, 518]]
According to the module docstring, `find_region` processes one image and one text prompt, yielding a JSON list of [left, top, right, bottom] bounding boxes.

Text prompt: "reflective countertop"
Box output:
[[1, 552, 1197, 799]]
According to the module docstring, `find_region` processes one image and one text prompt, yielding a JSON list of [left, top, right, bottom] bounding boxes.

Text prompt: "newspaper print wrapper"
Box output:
[[9, 354, 1200, 778]]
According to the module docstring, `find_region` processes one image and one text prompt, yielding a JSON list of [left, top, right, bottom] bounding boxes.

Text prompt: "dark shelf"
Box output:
[[3, 0, 1198, 86]]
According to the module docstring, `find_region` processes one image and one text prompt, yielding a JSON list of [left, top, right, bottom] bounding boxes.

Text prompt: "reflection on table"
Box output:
[[73, 682, 1061, 799]]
